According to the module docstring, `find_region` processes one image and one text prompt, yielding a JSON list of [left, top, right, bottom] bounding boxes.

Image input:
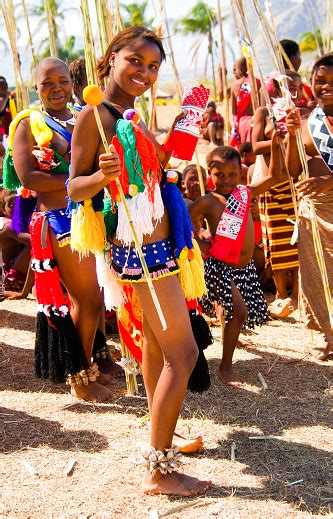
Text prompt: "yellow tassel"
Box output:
[[8, 108, 52, 148], [9, 97, 17, 119], [177, 253, 195, 300], [189, 239, 207, 299], [30, 111, 53, 147], [70, 200, 106, 256]]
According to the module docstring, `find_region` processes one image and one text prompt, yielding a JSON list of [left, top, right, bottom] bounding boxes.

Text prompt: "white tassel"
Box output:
[[116, 190, 154, 246], [95, 252, 127, 310], [152, 183, 164, 222]]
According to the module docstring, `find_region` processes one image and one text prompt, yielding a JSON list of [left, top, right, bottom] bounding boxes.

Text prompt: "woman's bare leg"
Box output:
[[50, 233, 112, 402], [141, 315, 203, 453], [134, 276, 211, 496]]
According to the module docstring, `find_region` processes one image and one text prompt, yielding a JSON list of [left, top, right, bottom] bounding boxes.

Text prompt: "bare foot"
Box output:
[[70, 381, 113, 403], [96, 357, 124, 378], [97, 372, 116, 386], [217, 364, 243, 386], [313, 346, 333, 361], [173, 432, 204, 453], [142, 470, 212, 496], [268, 298, 293, 319]]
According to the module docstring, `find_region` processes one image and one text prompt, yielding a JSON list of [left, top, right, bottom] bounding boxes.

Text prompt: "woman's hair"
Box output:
[[97, 26, 166, 82], [69, 58, 87, 87]]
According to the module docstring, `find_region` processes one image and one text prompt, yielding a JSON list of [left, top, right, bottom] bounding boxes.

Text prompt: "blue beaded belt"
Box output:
[[111, 239, 179, 282]]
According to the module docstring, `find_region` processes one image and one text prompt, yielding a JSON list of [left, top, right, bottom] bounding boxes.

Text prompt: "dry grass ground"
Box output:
[[1, 295, 332, 519]]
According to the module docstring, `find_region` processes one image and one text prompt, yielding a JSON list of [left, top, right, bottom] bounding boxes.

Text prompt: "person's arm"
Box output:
[[12, 118, 68, 192], [252, 107, 271, 156], [296, 174, 333, 198], [67, 105, 120, 202], [285, 107, 303, 179], [250, 129, 284, 198], [189, 196, 212, 255]]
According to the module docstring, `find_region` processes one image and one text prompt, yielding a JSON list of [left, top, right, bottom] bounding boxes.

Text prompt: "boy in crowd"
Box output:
[[189, 131, 283, 384], [182, 164, 208, 207]]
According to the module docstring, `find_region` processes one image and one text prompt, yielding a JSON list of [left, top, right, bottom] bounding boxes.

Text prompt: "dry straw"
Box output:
[[1, 0, 29, 111]]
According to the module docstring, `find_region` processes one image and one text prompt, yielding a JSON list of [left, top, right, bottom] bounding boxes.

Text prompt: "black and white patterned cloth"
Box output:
[[202, 257, 269, 329]]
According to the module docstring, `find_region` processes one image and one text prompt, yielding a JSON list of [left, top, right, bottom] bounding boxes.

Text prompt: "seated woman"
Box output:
[[68, 26, 211, 497]]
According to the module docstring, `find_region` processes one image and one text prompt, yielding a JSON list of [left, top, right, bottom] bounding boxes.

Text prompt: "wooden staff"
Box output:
[[217, 0, 231, 143]]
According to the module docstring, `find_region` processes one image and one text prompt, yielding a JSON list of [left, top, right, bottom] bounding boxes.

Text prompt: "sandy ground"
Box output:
[[1, 295, 332, 518], [1, 104, 332, 517]]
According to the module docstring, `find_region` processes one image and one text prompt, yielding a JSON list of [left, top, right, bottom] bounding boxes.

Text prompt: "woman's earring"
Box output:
[[110, 60, 115, 68]]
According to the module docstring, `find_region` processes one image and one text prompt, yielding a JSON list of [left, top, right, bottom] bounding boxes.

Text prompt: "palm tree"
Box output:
[[120, 1, 153, 27], [176, 1, 218, 97], [41, 35, 84, 63], [299, 29, 324, 55]]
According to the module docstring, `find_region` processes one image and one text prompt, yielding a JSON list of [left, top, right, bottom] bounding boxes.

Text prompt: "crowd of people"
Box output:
[[1, 26, 332, 496]]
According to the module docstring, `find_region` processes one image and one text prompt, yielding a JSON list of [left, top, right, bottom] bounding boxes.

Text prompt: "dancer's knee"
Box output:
[[164, 338, 198, 376], [233, 300, 247, 325]]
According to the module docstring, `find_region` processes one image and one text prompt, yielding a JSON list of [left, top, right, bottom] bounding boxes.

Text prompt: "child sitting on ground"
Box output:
[[189, 130, 283, 384]]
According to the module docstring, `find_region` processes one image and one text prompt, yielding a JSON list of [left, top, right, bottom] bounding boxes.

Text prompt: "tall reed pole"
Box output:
[[80, 0, 98, 85], [1, 0, 29, 110], [43, 0, 57, 57], [234, 0, 259, 111], [217, 0, 231, 142]]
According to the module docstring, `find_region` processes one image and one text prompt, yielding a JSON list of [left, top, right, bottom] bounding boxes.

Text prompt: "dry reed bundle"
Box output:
[[1, 0, 28, 111], [43, 0, 57, 57], [217, 0, 231, 143], [80, 0, 98, 85]]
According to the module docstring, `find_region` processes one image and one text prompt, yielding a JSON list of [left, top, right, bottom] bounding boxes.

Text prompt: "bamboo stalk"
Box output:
[[43, 0, 57, 57], [1, 0, 29, 111], [80, 0, 98, 86], [217, 0, 231, 143]]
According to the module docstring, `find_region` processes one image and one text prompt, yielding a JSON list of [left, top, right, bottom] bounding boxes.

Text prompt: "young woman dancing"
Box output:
[[68, 26, 212, 496]]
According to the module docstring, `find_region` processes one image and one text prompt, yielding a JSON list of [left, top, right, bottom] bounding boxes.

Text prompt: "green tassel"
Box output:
[[2, 149, 21, 189], [103, 197, 118, 238]]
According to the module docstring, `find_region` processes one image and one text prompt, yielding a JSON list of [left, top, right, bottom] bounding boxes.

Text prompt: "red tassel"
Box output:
[[30, 212, 67, 311]]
